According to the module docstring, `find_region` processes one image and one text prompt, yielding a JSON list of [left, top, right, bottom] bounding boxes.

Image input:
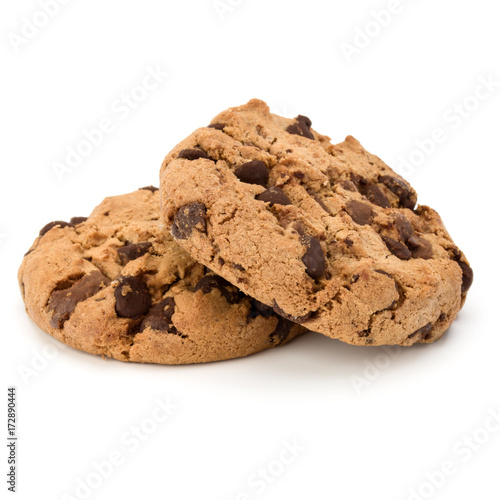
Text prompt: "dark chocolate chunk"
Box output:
[[366, 185, 390, 208], [39, 221, 73, 236], [382, 236, 411, 260], [207, 123, 225, 130], [270, 317, 291, 344], [139, 186, 159, 192], [350, 173, 369, 192], [256, 186, 292, 206], [286, 115, 314, 140], [117, 242, 153, 264], [394, 214, 414, 241], [291, 222, 305, 236], [194, 275, 239, 304], [339, 180, 357, 192], [273, 301, 313, 324], [406, 235, 433, 259], [70, 217, 88, 225], [172, 203, 207, 240], [140, 297, 177, 333], [408, 322, 433, 340], [345, 201, 373, 225], [234, 160, 269, 187], [301, 236, 326, 279], [379, 175, 417, 209], [114, 276, 151, 319], [248, 299, 275, 320], [177, 148, 210, 161], [48, 271, 110, 328], [456, 261, 473, 294]]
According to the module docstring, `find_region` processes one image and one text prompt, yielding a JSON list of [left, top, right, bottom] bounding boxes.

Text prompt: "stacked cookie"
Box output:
[[19, 99, 473, 364]]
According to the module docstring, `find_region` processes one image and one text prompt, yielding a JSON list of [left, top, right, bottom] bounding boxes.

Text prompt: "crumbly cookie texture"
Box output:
[[160, 99, 473, 346], [18, 188, 304, 364]]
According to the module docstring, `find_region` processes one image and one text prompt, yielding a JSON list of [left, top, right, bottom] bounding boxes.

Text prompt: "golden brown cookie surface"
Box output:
[[160, 99, 472, 346], [19, 188, 303, 364]]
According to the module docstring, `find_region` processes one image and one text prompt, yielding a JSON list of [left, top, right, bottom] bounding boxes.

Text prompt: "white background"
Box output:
[[1, 1, 498, 499]]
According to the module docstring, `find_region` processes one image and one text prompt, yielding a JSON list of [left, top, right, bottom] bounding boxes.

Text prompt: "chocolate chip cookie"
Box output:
[[160, 99, 473, 346], [18, 188, 304, 364]]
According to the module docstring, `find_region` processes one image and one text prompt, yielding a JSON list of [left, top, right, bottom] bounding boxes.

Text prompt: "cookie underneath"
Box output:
[[18, 188, 304, 364]]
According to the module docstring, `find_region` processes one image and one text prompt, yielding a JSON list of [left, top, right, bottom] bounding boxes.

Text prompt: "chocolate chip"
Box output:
[[140, 297, 177, 333], [248, 299, 275, 320], [286, 115, 314, 140], [406, 235, 433, 259], [366, 185, 390, 208], [339, 180, 357, 192], [172, 203, 207, 240], [344, 238, 354, 247], [457, 261, 473, 294], [256, 186, 292, 206], [379, 175, 417, 209], [48, 271, 110, 328], [117, 242, 153, 264], [394, 214, 414, 241], [345, 201, 373, 225], [291, 222, 305, 236], [177, 148, 210, 160], [194, 275, 239, 304], [70, 217, 88, 225], [139, 186, 159, 192], [408, 322, 433, 340], [273, 301, 313, 324], [301, 236, 326, 279], [207, 123, 225, 130], [39, 221, 73, 236], [114, 276, 151, 319], [270, 317, 291, 344], [350, 173, 368, 191], [234, 160, 269, 187], [382, 236, 411, 260]]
